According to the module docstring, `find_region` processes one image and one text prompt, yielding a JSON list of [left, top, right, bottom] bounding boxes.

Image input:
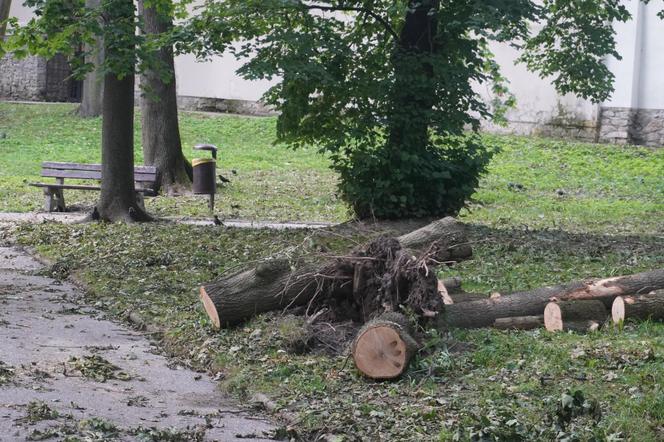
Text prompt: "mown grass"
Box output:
[[2, 102, 664, 440]]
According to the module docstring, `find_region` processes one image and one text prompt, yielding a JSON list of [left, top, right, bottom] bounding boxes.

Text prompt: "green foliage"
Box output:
[[334, 134, 495, 218], [184, 0, 638, 218], [1, 0, 191, 80]]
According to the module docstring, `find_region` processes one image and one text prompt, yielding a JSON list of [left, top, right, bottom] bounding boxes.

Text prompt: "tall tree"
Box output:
[[0, 0, 11, 39], [186, 0, 636, 219], [138, 0, 192, 193], [94, 0, 151, 221], [78, 0, 104, 117], [4, 0, 155, 221]]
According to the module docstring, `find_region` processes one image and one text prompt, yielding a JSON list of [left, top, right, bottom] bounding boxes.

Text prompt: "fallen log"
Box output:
[[544, 300, 607, 332], [612, 290, 664, 324], [200, 217, 471, 328], [352, 312, 418, 380], [493, 315, 544, 330], [443, 269, 664, 329]]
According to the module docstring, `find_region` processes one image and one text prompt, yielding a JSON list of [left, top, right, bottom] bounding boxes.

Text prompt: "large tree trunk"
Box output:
[[200, 217, 470, 328], [0, 0, 11, 40], [443, 269, 664, 329], [138, 0, 191, 194], [386, 0, 439, 153], [78, 0, 104, 118], [98, 72, 151, 222]]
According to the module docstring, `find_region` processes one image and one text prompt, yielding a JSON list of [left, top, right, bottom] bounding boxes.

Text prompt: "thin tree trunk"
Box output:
[[138, 0, 191, 193], [0, 0, 12, 39], [78, 0, 104, 118]]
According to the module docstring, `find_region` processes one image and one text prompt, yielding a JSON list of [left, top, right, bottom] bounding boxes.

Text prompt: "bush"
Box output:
[[333, 135, 495, 219]]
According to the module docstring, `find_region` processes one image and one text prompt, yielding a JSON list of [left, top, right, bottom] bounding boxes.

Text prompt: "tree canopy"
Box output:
[[183, 0, 645, 218]]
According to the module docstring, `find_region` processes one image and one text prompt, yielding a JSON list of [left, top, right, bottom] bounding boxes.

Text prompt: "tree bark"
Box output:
[[612, 291, 664, 324], [98, 72, 151, 222], [352, 312, 418, 380], [443, 269, 664, 329], [493, 315, 544, 330], [0, 0, 11, 40], [138, 0, 191, 193], [544, 300, 608, 332], [386, 0, 439, 153], [200, 217, 471, 328], [78, 0, 104, 118]]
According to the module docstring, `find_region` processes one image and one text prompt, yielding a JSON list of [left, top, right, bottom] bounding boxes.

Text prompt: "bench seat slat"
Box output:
[[30, 183, 101, 191], [41, 169, 157, 182], [42, 162, 157, 174], [30, 182, 154, 193]]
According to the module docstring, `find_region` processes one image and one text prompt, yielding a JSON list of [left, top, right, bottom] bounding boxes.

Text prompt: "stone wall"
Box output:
[[481, 116, 599, 143], [598, 107, 664, 147], [0, 53, 47, 100], [0, 52, 78, 102], [630, 109, 664, 147], [176, 95, 276, 116]]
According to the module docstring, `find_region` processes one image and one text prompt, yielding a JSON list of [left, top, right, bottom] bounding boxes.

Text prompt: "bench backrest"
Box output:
[[41, 162, 158, 187]]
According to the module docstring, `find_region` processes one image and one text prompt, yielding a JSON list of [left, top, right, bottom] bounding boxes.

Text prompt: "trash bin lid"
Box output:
[[192, 158, 216, 167]]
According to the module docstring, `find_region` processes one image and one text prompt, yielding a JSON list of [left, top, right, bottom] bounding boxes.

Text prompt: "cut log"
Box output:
[[544, 300, 607, 332], [612, 290, 664, 324], [352, 312, 418, 380], [449, 293, 487, 303], [493, 315, 544, 330], [200, 217, 471, 328], [440, 276, 463, 294], [443, 269, 664, 329]]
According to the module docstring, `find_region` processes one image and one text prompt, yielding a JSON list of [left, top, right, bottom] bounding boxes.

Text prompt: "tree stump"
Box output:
[[544, 300, 608, 332], [351, 313, 418, 380], [612, 290, 664, 324]]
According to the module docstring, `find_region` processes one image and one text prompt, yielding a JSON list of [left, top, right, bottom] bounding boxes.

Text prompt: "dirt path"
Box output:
[[0, 212, 332, 230], [0, 246, 277, 441]]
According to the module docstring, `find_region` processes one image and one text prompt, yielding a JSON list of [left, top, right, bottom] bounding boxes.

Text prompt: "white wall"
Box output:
[[174, 53, 277, 102], [8, 1, 32, 24], [602, 1, 664, 110], [636, 3, 664, 110], [482, 41, 598, 134]]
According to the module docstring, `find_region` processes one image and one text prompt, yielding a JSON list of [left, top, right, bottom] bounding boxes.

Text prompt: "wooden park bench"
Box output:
[[29, 162, 158, 212]]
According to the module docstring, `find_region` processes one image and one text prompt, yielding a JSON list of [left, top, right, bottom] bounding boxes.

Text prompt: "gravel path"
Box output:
[[0, 246, 277, 441]]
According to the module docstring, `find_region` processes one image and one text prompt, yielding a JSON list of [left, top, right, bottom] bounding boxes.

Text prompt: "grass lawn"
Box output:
[[2, 102, 664, 440], [0, 102, 344, 221]]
